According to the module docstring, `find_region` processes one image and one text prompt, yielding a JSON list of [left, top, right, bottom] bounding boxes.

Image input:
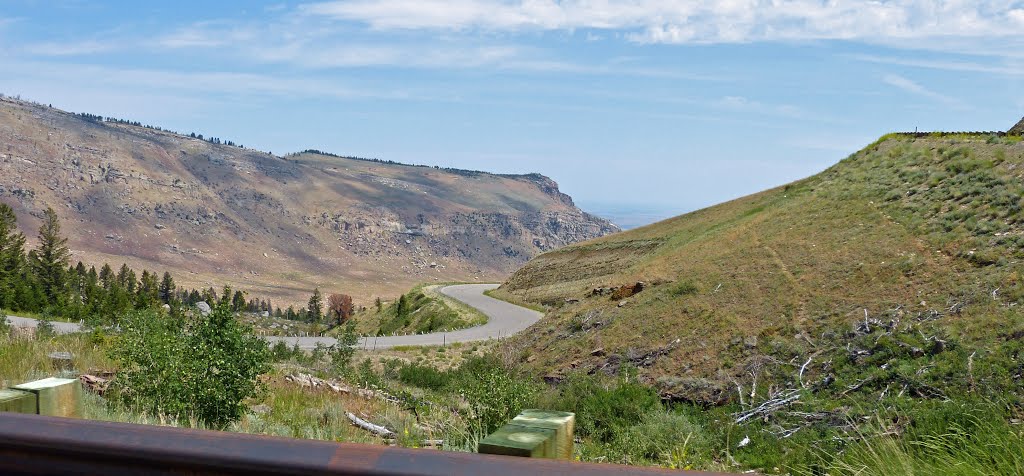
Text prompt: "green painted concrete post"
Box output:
[[512, 409, 576, 460], [12, 377, 82, 418], [478, 423, 557, 458], [478, 409, 576, 459], [0, 389, 37, 414]]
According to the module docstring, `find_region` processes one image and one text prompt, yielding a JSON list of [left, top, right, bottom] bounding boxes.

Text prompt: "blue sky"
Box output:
[[1, 1, 1022, 221]]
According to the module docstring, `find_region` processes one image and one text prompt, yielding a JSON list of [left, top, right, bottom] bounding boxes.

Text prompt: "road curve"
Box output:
[[3, 315, 82, 334], [265, 283, 543, 350], [2, 284, 543, 351]]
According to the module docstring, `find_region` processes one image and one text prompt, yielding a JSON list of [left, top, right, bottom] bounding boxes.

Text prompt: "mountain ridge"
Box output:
[[0, 96, 617, 305]]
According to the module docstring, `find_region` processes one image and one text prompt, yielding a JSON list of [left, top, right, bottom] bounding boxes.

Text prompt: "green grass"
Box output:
[[0, 332, 115, 388], [347, 283, 488, 338], [483, 288, 547, 312]]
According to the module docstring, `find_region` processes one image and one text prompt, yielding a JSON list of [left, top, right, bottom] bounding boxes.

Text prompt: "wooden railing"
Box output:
[[0, 412, 737, 475]]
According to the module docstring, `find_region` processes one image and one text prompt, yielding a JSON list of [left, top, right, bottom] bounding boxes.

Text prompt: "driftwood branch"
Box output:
[[286, 373, 351, 394], [798, 357, 813, 389], [734, 389, 801, 424], [346, 412, 395, 438], [733, 380, 746, 407]]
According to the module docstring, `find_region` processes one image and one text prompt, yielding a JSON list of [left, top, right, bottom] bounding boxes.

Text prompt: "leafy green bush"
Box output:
[[108, 300, 269, 428], [35, 318, 55, 339], [398, 362, 451, 390], [0, 310, 9, 337], [329, 321, 359, 375], [588, 411, 712, 468], [545, 373, 662, 443], [457, 356, 537, 433]]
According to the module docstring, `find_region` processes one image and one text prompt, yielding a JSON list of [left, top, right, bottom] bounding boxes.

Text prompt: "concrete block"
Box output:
[[13, 377, 82, 418], [478, 423, 556, 458], [0, 389, 37, 414], [512, 409, 575, 460]]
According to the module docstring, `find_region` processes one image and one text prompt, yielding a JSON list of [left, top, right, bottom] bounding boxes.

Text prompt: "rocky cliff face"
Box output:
[[0, 97, 617, 304]]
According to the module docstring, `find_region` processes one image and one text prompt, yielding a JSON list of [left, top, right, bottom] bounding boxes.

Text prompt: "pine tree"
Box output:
[[83, 266, 100, 316], [204, 287, 217, 305], [307, 288, 324, 323], [118, 264, 137, 294], [29, 207, 70, 305], [0, 203, 27, 309], [99, 263, 114, 290], [232, 290, 246, 312], [159, 272, 175, 304], [136, 270, 159, 309], [396, 294, 409, 318]]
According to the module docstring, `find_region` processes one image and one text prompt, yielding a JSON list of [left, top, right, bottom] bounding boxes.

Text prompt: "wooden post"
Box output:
[[12, 378, 82, 418], [0, 389, 37, 414]]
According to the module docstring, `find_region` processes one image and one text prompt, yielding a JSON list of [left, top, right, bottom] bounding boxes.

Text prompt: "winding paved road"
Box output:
[[3, 315, 82, 334], [266, 283, 543, 349], [2, 284, 542, 350]]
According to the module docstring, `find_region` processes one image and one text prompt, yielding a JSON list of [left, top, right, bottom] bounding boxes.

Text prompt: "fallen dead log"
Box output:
[[285, 373, 351, 394], [346, 412, 394, 438]]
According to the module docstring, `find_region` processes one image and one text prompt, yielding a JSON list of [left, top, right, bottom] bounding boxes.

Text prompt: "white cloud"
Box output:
[[157, 21, 261, 48], [0, 59, 416, 102], [23, 40, 117, 56], [299, 0, 1024, 44], [149, 20, 722, 79], [882, 74, 964, 108], [851, 54, 1024, 76], [715, 95, 819, 121]]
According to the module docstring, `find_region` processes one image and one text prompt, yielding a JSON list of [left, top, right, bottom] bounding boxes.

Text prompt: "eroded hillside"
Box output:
[[498, 132, 1024, 403], [0, 98, 617, 304]]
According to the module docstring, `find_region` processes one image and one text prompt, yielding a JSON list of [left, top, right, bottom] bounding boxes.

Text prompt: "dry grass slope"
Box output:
[[501, 133, 1024, 391]]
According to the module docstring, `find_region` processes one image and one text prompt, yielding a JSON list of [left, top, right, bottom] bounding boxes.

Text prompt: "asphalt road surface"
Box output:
[[2, 284, 542, 350], [3, 314, 82, 334], [269, 283, 542, 349]]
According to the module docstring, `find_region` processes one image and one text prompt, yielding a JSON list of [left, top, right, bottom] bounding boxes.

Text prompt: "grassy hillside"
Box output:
[[344, 284, 487, 337], [485, 132, 1024, 472], [499, 133, 1024, 395]]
